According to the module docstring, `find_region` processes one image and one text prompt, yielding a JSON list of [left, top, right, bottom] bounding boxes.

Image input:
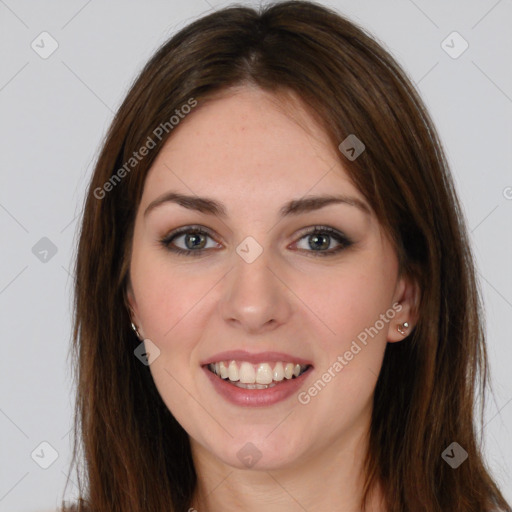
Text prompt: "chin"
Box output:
[[208, 431, 305, 471]]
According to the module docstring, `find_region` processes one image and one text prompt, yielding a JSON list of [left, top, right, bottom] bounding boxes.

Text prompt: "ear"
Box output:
[[386, 271, 420, 343], [125, 280, 144, 339]]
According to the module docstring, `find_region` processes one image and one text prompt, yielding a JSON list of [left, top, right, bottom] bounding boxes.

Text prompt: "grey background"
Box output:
[[0, 0, 511, 510]]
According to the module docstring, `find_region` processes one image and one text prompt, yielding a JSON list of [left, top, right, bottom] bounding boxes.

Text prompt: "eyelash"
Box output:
[[159, 225, 353, 258]]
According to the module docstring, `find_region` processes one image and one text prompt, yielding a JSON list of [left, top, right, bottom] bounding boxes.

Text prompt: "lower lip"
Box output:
[[202, 366, 313, 407]]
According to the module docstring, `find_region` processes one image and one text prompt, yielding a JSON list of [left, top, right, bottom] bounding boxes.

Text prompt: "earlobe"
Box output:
[[387, 273, 420, 343]]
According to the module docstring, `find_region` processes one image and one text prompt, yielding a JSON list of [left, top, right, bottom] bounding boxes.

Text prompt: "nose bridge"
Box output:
[[219, 234, 290, 332], [231, 237, 277, 304]]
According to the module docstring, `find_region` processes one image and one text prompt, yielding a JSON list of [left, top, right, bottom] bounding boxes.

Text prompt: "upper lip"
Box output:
[[201, 350, 313, 366]]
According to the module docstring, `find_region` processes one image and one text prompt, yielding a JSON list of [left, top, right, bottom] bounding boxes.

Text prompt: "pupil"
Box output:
[[310, 234, 329, 250], [186, 233, 205, 250]]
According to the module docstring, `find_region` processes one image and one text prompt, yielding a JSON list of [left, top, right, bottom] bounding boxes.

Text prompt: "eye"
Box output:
[[159, 225, 353, 257], [291, 225, 353, 257], [159, 226, 221, 257]]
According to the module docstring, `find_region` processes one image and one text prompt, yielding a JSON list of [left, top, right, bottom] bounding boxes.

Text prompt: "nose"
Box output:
[[218, 244, 292, 335]]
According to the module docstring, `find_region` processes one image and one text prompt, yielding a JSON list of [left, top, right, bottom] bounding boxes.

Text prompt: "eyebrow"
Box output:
[[143, 191, 371, 218]]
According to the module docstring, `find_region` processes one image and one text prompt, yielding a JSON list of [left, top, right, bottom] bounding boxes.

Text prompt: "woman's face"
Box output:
[[127, 86, 416, 472]]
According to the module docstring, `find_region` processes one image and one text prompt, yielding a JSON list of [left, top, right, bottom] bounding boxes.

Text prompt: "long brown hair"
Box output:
[[62, 2, 511, 511]]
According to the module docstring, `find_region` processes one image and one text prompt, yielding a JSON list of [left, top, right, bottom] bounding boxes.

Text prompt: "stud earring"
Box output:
[[131, 322, 142, 340], [397, 321, 409, 336]]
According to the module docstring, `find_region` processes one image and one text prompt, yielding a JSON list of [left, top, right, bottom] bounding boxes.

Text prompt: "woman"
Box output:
[[62, 1, 511, 511]]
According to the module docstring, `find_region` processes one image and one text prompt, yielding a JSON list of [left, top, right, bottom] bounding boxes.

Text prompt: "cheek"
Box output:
[[315, 266, 394, 341], [301, 275, 391, 417], [307, 256, 397, 397], [131, 253, 209, 341], [133, 260, 207, 418]]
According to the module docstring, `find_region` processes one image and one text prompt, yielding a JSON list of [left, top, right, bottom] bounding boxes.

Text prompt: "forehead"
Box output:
[[140, 86, 364, 215]]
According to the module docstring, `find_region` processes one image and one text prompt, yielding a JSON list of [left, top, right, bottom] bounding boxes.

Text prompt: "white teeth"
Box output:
[[219, 361, 228, 379], [273, 362, 285, 381], [256, 363, 273, 384], [208, 360, 309, 384], [232, 381, 276, 389], [228, 360, 239, 381], [239, 362, 256, 383]]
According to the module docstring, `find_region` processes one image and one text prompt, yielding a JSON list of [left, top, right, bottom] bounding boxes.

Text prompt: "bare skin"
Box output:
[[127, 85, 419, 512]]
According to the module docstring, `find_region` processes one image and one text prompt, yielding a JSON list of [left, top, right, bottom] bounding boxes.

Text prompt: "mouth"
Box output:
[[204, 360, 313, 389]]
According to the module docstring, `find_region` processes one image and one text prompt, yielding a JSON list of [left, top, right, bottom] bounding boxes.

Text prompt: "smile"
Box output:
[[202, 360, 313, 406], [207, 360, 311, 388]]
